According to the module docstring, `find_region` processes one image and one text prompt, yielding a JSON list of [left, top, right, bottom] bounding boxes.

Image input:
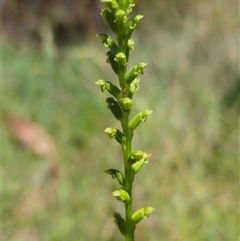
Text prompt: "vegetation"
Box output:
[[2, 0, 238, 240], [96, 1, 154, 240]]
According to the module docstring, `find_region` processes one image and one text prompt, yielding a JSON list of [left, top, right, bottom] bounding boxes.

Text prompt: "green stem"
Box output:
[[122, 113, 134, 241]]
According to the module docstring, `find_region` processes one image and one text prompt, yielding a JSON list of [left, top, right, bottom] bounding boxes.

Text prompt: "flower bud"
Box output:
[[104, 127, 123, 144], [131, 207, 155, 224], [112, 189, 131, 203], [105, 169, 125, 186], [106, 97, 123, 120], [95, 79, 121, 99], [126, 62, 148, 84], [120, 97, 133, 112], [129, 110, 152, 131]]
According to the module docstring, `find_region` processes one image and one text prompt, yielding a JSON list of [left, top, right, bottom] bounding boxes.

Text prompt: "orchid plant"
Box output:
[[96, 1, 154, 240]]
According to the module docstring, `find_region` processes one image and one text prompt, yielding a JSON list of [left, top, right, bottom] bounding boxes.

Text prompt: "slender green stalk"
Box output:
[[96, 1, 154, 240], [122, 113, 134, 240]]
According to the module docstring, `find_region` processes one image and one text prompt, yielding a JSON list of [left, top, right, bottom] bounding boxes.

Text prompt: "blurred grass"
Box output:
[[2, 1, 239, 241]]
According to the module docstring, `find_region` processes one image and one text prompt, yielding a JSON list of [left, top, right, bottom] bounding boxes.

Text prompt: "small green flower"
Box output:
[[95, 79, 121, 99], [128, 39, 135, 52], [132, 207, 155, 224], [115, 10, 128, 25], [126, 62, 148, 84], [131, 15, 144, 29], [120, 97, 133, 112], [130, 78, 140, 92], [129, 109, 152, 131], [112, 189, 131, 203], [129, 150, 151, 173], [114, 52, 127, 66], [104, 127, 123, 144], [131, 158, 148, 173], [105, 169, 125, 186], [97, 33, 119, 54]]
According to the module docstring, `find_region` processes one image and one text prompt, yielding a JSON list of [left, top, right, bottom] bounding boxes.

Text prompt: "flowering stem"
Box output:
[[96, 1, 154, 240], [122, 113, 134, 240]]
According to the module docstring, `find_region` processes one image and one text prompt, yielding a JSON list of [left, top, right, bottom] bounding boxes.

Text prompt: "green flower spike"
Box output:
[[105, 169, 125, 186], [104, 127, 123, 144], [112, 189, 131, 203], [97, 0, 153, 239], [131, 207, 155, 224], [129, 110, 152, 131]]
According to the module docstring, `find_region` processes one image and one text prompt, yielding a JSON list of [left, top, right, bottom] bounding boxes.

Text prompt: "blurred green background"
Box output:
[[2, 0, 238, 240]]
